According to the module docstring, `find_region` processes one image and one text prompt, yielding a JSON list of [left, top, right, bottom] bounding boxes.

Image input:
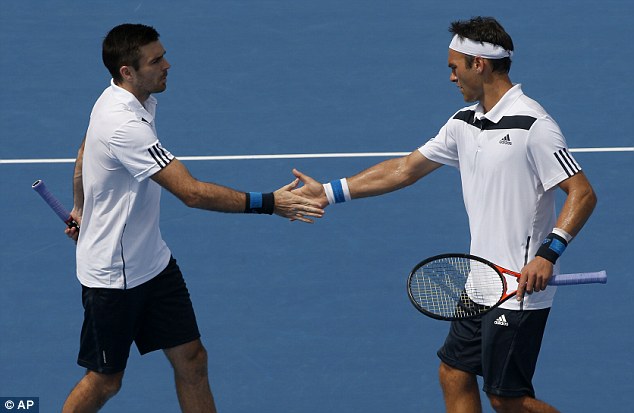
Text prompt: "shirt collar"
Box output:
[[474, 84, 523, 124], [109, 79, 157, 123]]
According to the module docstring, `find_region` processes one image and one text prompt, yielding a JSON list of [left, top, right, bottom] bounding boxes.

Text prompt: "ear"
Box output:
[[119, 66, 134, 82], [473, 56, 485, 74]]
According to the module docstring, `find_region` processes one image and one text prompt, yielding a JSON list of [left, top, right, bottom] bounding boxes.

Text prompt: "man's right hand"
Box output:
[[64, 209, 82, 243], [291, 169, 329, 209]]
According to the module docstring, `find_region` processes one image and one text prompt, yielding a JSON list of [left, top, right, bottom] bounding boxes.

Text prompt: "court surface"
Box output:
[[1, 1, 633, 412]]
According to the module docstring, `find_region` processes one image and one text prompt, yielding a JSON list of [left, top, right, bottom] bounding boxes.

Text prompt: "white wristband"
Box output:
[[323, 178, 351, 205], [552, 227, 573, 243]]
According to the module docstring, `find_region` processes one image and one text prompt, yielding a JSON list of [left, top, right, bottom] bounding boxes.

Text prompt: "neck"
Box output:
[[116, 80, 150, 104], [480, 75, 513, 113]]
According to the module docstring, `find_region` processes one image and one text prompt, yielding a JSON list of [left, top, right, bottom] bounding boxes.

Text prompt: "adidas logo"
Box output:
[[499, 134, 512, 145], [494, 314, 509, 326]]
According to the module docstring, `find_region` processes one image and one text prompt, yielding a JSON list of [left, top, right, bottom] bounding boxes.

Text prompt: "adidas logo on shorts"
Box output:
[[494, 314, 509, 326]]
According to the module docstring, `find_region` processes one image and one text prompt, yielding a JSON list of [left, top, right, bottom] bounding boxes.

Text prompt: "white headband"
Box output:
[[449, 34, 513, 59]]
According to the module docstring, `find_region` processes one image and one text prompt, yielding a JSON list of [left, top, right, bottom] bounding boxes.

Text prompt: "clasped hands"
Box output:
[[274, 168, 328, 223]]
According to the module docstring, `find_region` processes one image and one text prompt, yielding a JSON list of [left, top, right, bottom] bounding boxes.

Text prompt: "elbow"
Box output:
[[588, 187, 598, 212], [181, 196, 198, 209], [582, 182, 598, 212], [173, 181, 205, 209], [181, 190, 203, 209], [571, 173, 598, 213]]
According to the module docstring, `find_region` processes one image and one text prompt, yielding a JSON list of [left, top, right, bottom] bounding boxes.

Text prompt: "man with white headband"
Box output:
[[292, 16, 597, 413], [448, 34, 513, 60]]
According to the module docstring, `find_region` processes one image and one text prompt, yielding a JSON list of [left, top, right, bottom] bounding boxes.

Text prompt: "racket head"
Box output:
[[407, 253, 506, 321]]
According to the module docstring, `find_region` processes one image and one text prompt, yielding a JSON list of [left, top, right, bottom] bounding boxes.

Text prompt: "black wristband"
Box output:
[[245, 192, 275, 215], [535, 233, 568, 264]]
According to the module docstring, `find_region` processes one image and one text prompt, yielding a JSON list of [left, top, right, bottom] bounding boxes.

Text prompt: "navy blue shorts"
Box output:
[[437, 307, 550, 398], [77, 257, 201, 374]]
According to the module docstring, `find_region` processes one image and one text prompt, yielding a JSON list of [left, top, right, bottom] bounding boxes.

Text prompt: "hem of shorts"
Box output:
[[438, 352, 536, 398], [138, 333, 201, 356], [483, 384, 535, 398], [437, 350, 481, 376], [77, 358, 126, 375]]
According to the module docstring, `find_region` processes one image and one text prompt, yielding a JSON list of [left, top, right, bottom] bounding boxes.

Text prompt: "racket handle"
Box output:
[[549, 270, 607, 285], [32, 179, 79, 229]]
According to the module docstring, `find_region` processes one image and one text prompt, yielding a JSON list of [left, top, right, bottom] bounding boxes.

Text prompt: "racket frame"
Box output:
[[406, 253, 607, 321], [407, 253, 507, 321]]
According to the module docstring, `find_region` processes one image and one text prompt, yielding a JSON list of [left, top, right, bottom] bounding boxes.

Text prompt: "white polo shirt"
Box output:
[[77, 80, 173, 289], [419, 84, 581, 310]]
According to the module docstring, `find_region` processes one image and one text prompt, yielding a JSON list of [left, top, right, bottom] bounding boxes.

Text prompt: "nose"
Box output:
[[449, 71, 457, 83]]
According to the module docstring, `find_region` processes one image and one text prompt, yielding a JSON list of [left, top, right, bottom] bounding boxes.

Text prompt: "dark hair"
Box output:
[[102, 24, 160, 83], [449, 17, 514, 74]]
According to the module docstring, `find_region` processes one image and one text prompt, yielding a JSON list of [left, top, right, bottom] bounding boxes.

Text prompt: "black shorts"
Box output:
[[437, 307, 550, 398], [77, 257, 200, 374]]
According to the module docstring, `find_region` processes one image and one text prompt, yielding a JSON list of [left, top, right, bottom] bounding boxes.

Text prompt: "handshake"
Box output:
[[271, 168, 332, 224]]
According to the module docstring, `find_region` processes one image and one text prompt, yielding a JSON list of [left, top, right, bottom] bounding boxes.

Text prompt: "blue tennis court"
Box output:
[[1, 1, 632, 412]]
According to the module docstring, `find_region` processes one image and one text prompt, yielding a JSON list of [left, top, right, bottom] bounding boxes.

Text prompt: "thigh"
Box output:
[[135, 257, 201, 355], [481, 308, 550, 398]]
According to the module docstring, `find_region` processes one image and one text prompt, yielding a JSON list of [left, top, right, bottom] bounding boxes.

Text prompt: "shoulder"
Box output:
[[444, 104, 479, 128], [512, 89, 552, 121]]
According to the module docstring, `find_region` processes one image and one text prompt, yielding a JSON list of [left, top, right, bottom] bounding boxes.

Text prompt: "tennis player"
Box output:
[[62, 24, 323, 413], [292, 17, 597, 413]]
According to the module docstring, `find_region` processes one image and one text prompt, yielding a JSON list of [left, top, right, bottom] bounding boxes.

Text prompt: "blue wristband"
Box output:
[[535, 233, 568, 264], [245, 192, 274, 214], [331, 180, 347, 203], [323, 179, 351, 205]]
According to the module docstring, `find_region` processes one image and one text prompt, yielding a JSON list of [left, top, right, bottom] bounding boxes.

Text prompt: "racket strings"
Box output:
[[409, 257, 503, 319]]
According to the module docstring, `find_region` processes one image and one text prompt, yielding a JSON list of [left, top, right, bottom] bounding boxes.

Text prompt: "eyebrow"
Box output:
[[148, 51, 166, 63]]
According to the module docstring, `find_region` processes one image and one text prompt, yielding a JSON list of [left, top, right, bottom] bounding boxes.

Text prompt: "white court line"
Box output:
[[0, 147, 632, 164]]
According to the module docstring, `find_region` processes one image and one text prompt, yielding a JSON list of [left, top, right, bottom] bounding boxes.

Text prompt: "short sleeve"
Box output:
[[418, 122, 460, 169], [109, 119, 174, 182], [526, 117, 581, 191]]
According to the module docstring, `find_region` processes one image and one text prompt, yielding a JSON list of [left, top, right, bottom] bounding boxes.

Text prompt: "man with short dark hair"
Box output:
[[292, 16, 596, 413], [62, 23, 323, 412]]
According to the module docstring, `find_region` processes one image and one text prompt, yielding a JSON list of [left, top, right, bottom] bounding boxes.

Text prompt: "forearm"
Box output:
[[348, 158, 415, 199], [528, 172, 597, 269], [347, 152, 441, 199], [183, 180, 248, 213], [553, 172, 597, 238], [72, 138, 86, 216], [154, 159, 322, 222], [155, 160, 247, 212]]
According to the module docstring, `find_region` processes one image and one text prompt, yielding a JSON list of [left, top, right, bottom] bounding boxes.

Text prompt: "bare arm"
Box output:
[[152, 158, 246, 212], [72, 138, 85, 216], [347, 150, 443, 198], [517, 171, 597, 298], [293, 150, 443, 207], [65, 137, 85, 242], [550, 172, 597, 237], [152, 158, 324, 222]]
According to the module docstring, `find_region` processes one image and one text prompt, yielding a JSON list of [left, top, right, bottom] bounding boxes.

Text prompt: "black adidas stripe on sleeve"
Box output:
[[148, 143, 173, 169], [553, 148, 580, 177]]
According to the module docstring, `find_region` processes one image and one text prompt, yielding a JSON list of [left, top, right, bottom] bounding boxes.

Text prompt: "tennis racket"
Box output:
[[32, 179, 79, 229], [407, 253, 607, 321]]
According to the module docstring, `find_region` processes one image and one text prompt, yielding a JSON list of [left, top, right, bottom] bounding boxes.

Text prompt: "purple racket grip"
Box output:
[[32, 180, 79, 229], [550, 270, 607, 285]]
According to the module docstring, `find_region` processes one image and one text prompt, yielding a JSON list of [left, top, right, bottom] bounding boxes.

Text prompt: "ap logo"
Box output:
[[1, 398, 39, 412]]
